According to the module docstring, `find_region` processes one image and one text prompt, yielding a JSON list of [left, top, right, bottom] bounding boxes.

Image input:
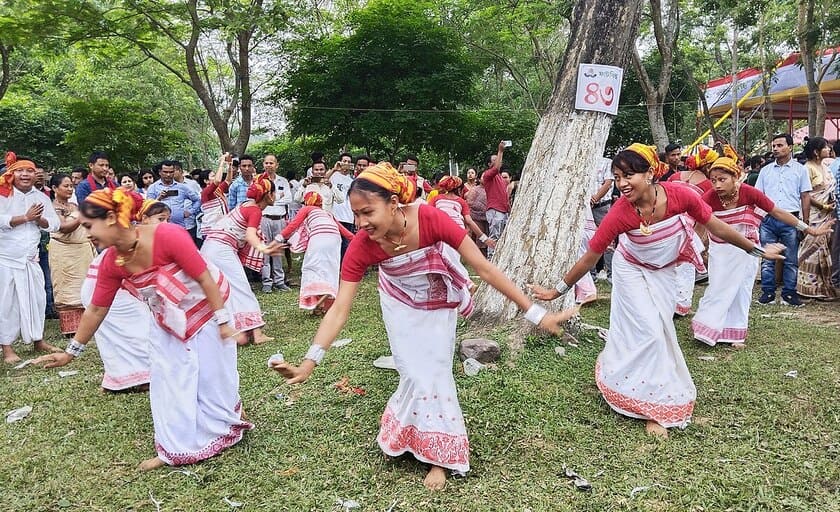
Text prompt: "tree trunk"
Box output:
[[798, 0, 824, 137], [730, 26, 739, 150], [471, 0, 643, 323], [0, 43, 10, 104], [630, 0, 679, 149], [759, 13, 775, 146]]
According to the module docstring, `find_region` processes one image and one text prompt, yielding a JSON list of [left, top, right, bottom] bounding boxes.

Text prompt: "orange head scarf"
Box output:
[[136, 199, 161, 221], [84, 187, 143, 228], [437, 175, 463, 193], [246, 175, 273, 203], [356, 162, 416, 204], [625, 143, 668, 178], [303, 191, 323, 207], [709, 157, 742, 179], [1, 152, 37, 197], [687, 145, 719, 170]]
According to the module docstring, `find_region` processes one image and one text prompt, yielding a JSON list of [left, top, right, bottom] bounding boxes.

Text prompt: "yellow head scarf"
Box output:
[[356, 162, 416, 204], [709, 157, 742, 179], [625, 143, 668, 178], [85, 187, 142, 228], [136, 199, 161, 221]]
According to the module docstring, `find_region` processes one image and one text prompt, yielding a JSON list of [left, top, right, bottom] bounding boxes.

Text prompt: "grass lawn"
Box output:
[[2, 273, 839, 512]]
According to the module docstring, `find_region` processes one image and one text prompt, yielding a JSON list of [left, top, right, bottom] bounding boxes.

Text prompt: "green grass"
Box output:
[[2, 275, 839, 511]]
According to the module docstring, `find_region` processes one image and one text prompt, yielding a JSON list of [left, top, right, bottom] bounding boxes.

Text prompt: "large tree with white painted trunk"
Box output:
[[471, 0, 643, 324]]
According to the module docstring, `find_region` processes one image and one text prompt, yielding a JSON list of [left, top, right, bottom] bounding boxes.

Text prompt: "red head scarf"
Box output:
[[303, 191, 323, 207], [1, 152, 37, 197], [687, 145, 720, 170], [84, 187, 144, 228], [356, 162, 416, 204], [437, 175, 463, 193], [246, 175, 273, 203]]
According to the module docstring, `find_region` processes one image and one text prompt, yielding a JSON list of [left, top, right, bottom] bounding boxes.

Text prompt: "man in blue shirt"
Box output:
[[228, 155, 257, 210], [146, 160, 201, 234], [75, 151, 116, 204], [755, 134, 813, 306]]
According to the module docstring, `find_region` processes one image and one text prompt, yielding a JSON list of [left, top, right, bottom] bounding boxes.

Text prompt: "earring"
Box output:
[[107, 220, 116, 226], [646, 179, 652, 185]]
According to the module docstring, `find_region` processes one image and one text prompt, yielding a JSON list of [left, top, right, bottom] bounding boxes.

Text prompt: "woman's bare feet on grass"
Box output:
[[423, 466, 447, 491], [3, 346, 21, 364], [645, 420, 669, 438], [252, 329, 273, 345], [34, 340, 62, 353], [138, 456, 165, 471], [731, 342, 746, 350], [235, 332, 250, 346]]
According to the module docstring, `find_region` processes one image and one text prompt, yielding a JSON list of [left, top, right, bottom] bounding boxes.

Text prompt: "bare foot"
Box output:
[[578, 294, 597, 306], [138, 456, 165, 471], [731, 342, 746, 350], [423, 466, 447, 491], [3, 346, 22, 364], [235, 332, 250, 346], [645, 420, 669, 439], [252, 329, 274, 345], [34, 341, 62, 353], [240, 407, 248, 421]]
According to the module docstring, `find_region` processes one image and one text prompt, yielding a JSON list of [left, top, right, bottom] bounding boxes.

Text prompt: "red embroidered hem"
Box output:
[[102, 371, 151, 390], [155, 420, 253, 466], [595, 361, 694, 428], [377, 407, 469, 472], [691, 319, 747, 346], [234, 311, 264, 331]]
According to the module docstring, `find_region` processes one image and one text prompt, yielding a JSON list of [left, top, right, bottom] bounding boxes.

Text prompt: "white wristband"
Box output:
[[749, 245, 766, 258], [555, 280, 571, 296], [214, 309, 231, 325], [273, 234, 286, 244], [304, 344, 326, 365], [478, 234, 489, 243], [65, 339, 86, 358], [795, 220, 808, 232], [523, 304, 548, 325]]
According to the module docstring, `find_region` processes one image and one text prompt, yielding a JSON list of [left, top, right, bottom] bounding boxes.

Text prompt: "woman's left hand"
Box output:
[[762, 243, 788, 260], [34, 352, 73, 369], [806, 218, 835, 236]]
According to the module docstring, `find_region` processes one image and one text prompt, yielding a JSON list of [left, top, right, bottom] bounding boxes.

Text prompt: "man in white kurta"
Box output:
[[0, 156, 61, 363]]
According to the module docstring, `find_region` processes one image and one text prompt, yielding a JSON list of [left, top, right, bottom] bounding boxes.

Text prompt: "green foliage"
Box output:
[[61, 98, 185, 172], [279, 0, 480, 158], [0, 93, 70, 168], [247, 135, 332, 178]]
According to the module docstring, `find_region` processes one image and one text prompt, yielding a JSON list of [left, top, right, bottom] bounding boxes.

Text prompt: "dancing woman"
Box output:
[[276, 191, 354, 314], [693, 158, 833, 346], [272, 163, 571, 490], [37, 188, 252, 470], [529, 144, 785, 438], [201, 176, 283, 344]]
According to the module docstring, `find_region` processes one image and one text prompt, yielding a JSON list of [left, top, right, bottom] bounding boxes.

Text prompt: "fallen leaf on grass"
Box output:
[[630, 483, 664, 498], [332, 338, 352, 348], [13, 359, 34, 370], [554, 346, 566, 357], [335, 498, 360, 510], [697, 355, 716, 361], [58, 370, 79, 378], [334, 377, 366, 396], [785, 370, 799, 378], [223, 497, 244, 508], [167, 469, 200, 481], [277, 466, 299, 477], [5, 405, 32, 423]]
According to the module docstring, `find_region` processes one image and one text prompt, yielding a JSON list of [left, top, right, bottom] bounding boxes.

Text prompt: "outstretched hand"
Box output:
[[527, 283, 561, 301], [270, 360, 315, 384], [762, 242, 787, 261], [34, 352, 73, 369], [806, 218, 835, 237], [538, 307, 580, 335]]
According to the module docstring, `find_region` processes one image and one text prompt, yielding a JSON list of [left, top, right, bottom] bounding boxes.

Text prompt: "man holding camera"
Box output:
[[147, 160, 201, 233], [399, 154, 431, 201], [294, 160, 344, 214], [481, 141, 510, 259]]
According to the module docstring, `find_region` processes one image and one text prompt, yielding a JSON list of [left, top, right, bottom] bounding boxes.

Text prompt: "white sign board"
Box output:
[[574, 64, 624, 115]]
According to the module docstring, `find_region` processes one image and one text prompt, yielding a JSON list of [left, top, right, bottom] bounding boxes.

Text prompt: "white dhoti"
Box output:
[[200, 239, 264, 331], [596, 216, 702, 429], [80, 252, 151, 390], [0, 255, 46, 345], [375, 245, 473, 474]]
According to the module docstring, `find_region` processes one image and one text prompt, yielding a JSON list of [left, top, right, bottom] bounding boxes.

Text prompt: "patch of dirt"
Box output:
[[792, 299, 840, 327]]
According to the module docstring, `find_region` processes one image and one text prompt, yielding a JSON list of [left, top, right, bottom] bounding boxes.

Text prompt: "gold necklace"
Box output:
[[634, 185, 658, 236], [383, 209, 408, 251], [115, 230, 141, 266], [721, 189, 739, 209]]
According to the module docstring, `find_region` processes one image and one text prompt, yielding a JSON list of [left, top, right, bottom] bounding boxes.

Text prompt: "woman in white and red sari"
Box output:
[[272, 163, 572, 491], [201, 175, 283, 345], [199, 154, 235, 237], [277, 191, 354, 314], [37, 188, 252, 470], [530, 144, 785, 438], [78, 200, 169, 392], [693, 157, 832, 347]]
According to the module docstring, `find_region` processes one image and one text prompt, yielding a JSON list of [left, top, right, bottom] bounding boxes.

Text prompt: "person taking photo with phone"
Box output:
[[294, 160, 344, 214], [146, 160, 201, 235]]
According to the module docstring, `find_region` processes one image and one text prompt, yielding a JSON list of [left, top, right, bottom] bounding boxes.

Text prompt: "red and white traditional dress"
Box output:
[[693, 185, 773, 345], [91, 224, 252, 465], [281, 205, 354, 310], [80, 251, 151, 390], [200, 203, 265, 332], [587, 183, 711, 428], [199, 181, 230, 237], [342, 205, 472, 474], [428, 194, 473, 278], [668, 177, 712, 315]]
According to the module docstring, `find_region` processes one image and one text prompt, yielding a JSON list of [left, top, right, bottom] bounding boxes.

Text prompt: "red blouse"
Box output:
[[341, 204, 468, 282], [701, 183, 775, 213]]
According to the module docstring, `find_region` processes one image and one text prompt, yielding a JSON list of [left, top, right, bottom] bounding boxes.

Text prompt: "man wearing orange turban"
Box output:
[[0, 152, 62, 363]]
